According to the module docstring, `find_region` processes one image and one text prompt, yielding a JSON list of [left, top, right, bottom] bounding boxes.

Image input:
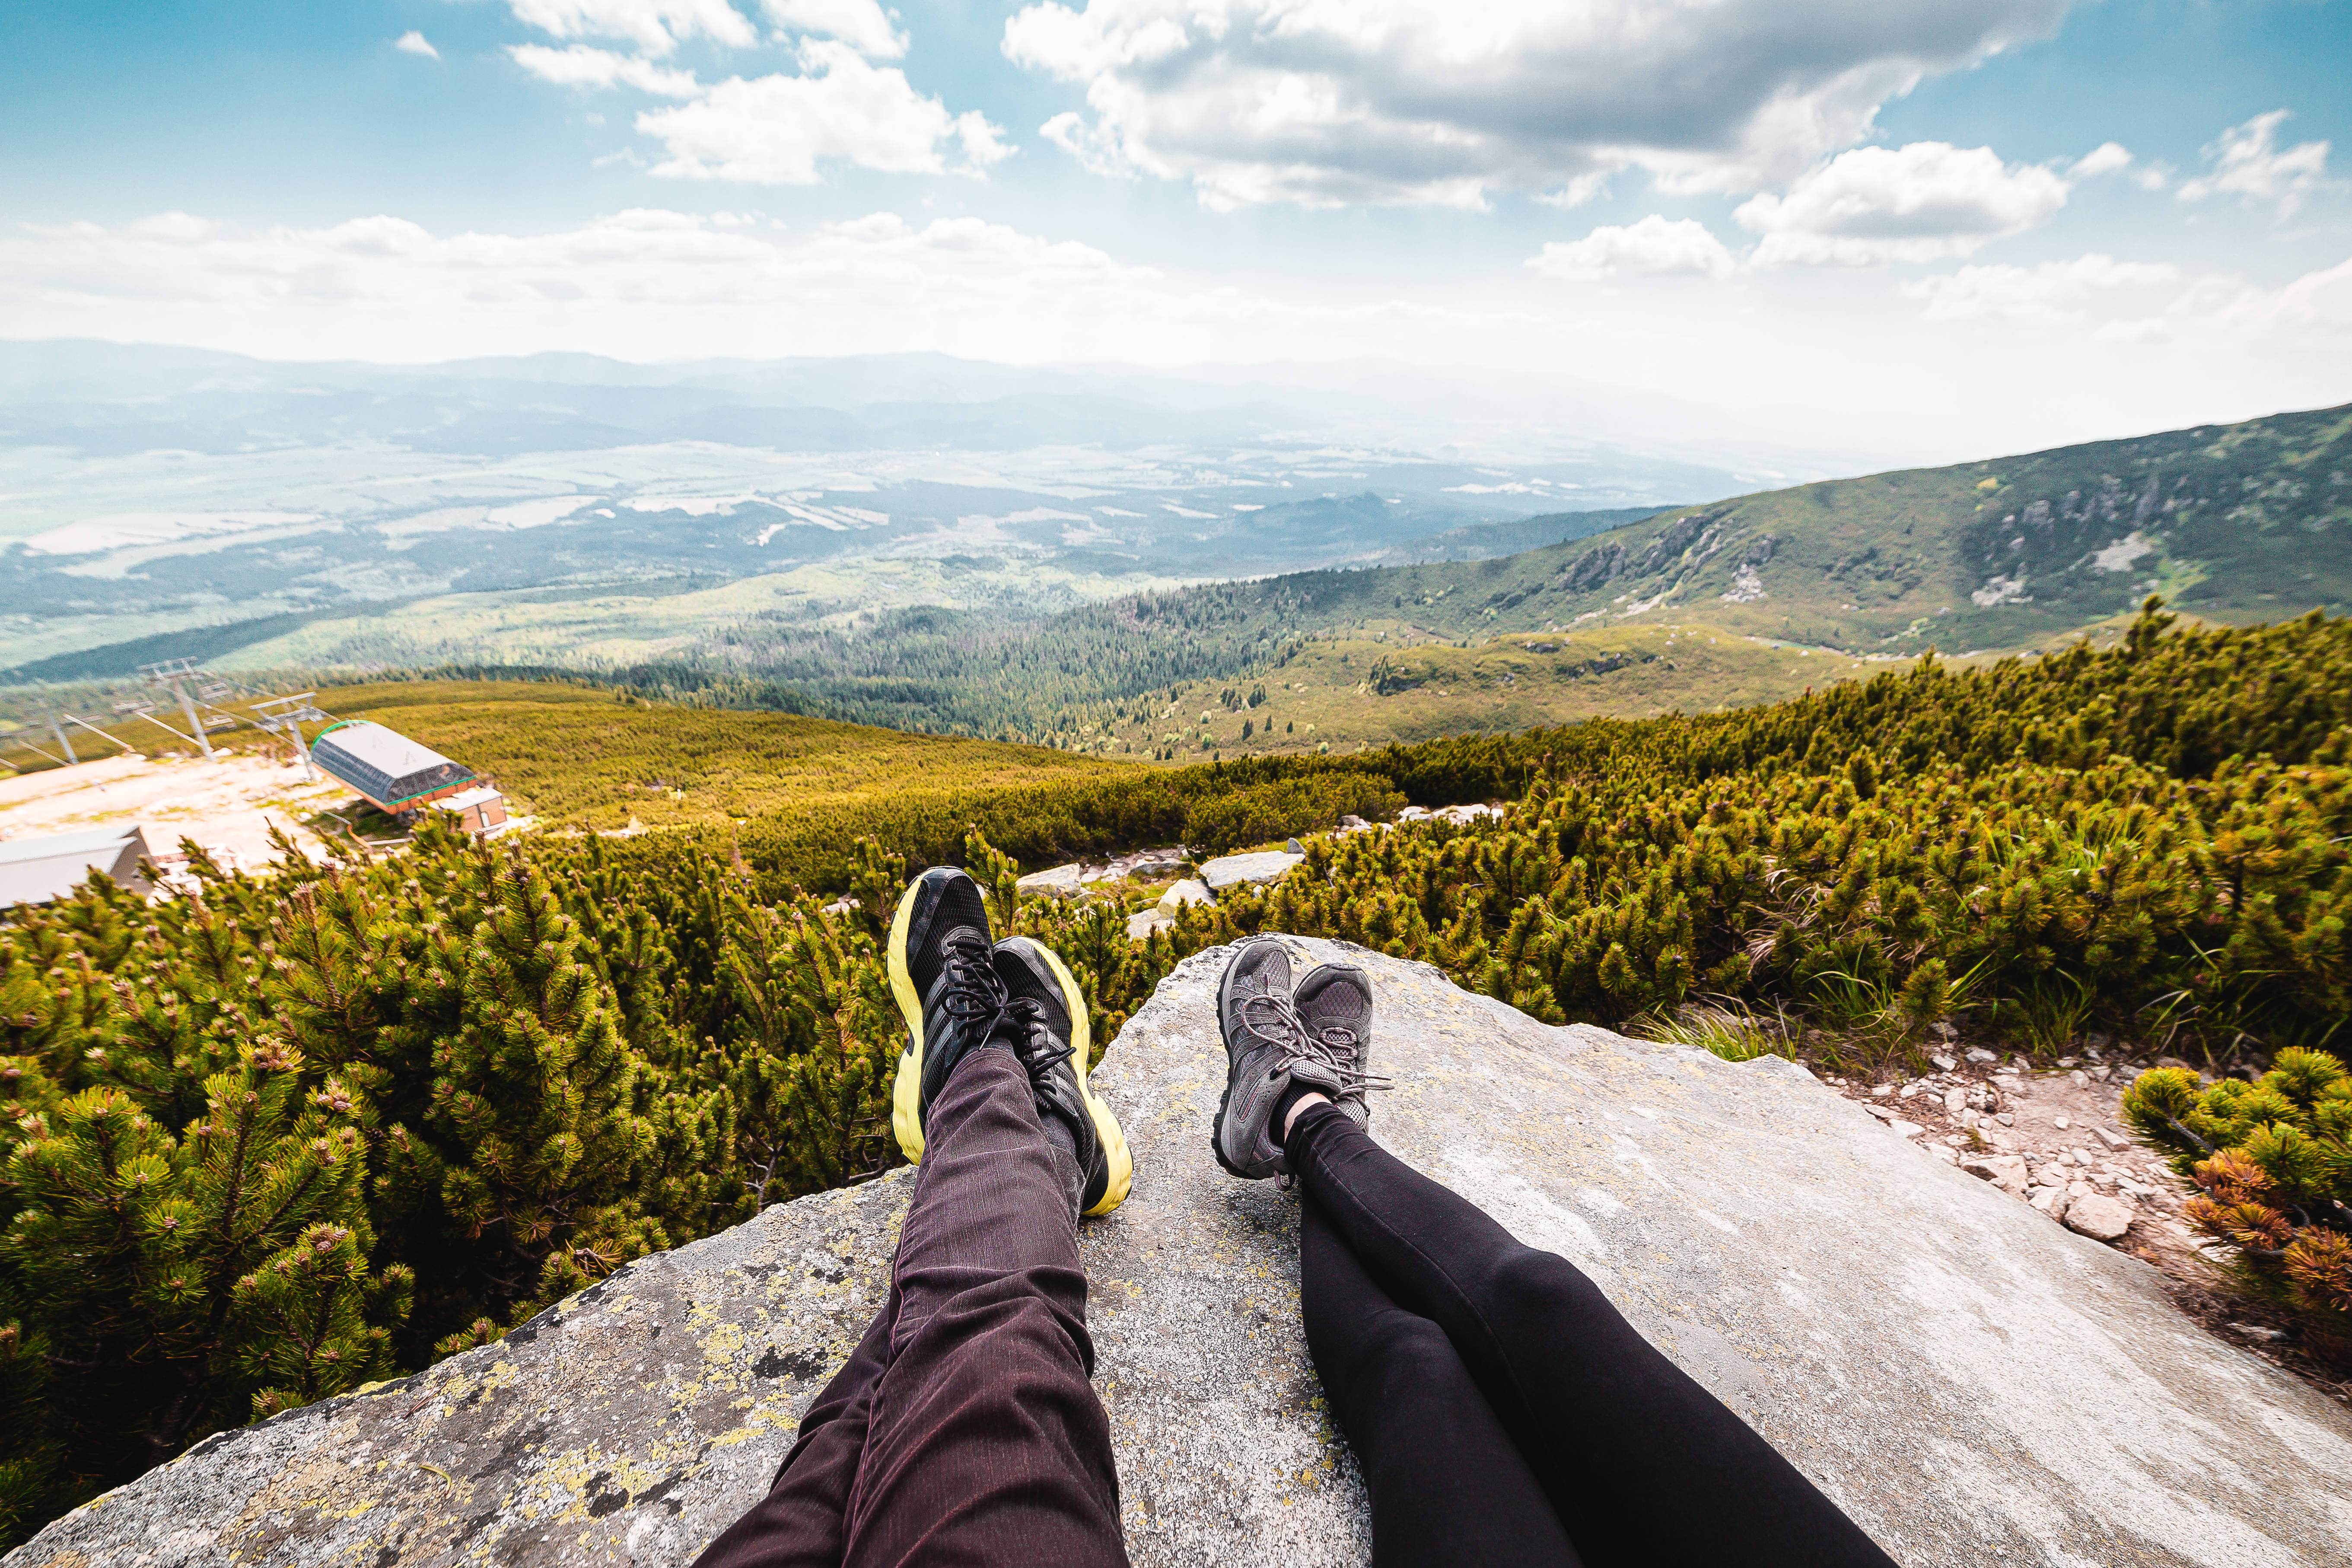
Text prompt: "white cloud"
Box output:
[[2068, 140, 2170, 192], [0, 206, 1660, 378], [501, 3, 1001, 181], [1039, 111, 1136, 180], [394, 31, 441, 60], [1529, 216, 1738, 281], [1534, 173, 1614, 210], [2215, 255, 2352, 336], [2178, 110, 2333, 216], [762, 0, 905, 59], [1900, 253, 2180, 322], [508, 0, 757, 57], [1736, 142, 2069, 266], [2070, 141, 2130, 178], [638, 43, 1012, 183], [2104, 254, 2352, 343], [511, 43, 702, 96], [1000, 0, 2069, 209]]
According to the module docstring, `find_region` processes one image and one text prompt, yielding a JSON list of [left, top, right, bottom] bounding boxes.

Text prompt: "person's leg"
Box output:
[[839, 1044, 1127, 1568], [701, 868, 1130, 1568], [1287, 1099, 1896, 1568], [1300, 1193, 1580, 1568], [692, 1295, 896, 1568]]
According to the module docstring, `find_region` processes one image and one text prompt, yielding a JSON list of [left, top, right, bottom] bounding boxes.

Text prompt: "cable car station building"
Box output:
[[307, 720, 504, 828]]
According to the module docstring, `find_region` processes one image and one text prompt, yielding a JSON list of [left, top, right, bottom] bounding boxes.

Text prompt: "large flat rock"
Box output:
[[14, 939, 2352, 1567]]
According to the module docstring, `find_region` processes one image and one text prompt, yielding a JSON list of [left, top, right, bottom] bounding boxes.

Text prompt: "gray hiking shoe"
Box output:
[[1211, 940, 1390, 1178], [1294, 962, 1384, 1126]]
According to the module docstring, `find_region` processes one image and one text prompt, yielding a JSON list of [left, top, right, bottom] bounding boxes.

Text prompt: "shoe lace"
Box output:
[[1000, 996, 1076, 1081], [939, 930, 1013, 1034], [940, 936, 1077, 1090], [1238, 990, 1393, 1103]]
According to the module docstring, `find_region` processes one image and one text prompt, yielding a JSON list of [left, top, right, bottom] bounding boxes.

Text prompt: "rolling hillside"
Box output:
[[1342, 399, 2352, 655]]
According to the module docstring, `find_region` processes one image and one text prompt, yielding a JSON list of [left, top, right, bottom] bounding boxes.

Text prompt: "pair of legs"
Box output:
[[702, 897, 1896, 1568], [696, 1045, 1127, 1568], [1215, 939, 1894, 1568], [698, 868, 1131, 1568]]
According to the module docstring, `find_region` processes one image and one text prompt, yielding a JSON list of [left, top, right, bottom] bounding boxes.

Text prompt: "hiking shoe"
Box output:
[[1294, 962, 1387, 1128], [1212, 939, 1345, 1178], [887, 867, 1006, 1163], [993, 937, 1133, 1218]]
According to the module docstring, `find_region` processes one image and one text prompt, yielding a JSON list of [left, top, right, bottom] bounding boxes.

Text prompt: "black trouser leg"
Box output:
[[1301, 1195, 1579, 1568], [1288, 1101, 1896, 1568], [839, 1046, 1127, 1568]]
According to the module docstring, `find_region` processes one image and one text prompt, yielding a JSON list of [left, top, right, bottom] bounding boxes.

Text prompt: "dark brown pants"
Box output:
[[694, 1046, 1129, 1568]]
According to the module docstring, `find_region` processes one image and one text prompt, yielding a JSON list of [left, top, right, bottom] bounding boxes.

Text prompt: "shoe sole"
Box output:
[[1002, 936, 1133, 1217], [1209, 937, 1286, 1180], [886, 873, 939, 1165]]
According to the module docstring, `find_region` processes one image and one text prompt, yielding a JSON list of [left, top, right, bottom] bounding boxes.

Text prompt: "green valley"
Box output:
[[10, 403, 2343, 777], [330, 400, 2348, 760]]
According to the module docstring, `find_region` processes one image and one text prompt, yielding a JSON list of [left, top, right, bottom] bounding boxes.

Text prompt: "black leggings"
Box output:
[[1289, 1101, 1896, 1568]]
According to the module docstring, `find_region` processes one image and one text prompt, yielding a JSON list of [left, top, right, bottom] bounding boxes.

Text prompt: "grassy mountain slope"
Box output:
[[619, 400, 2351, 730], [0, 679, 1141, 829], [1094, 625, 1892, 760], [1398, 400, 2352, 654], [283, 681, 1145, 830]]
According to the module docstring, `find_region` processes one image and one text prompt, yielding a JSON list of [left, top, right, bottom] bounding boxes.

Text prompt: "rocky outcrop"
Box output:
[[13, 940, 2352, 1567]]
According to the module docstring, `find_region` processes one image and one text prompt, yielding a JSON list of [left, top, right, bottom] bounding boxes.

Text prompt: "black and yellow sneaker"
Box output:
[[993, 936, 1133, 1218], [887, 867, 1007, 1164]]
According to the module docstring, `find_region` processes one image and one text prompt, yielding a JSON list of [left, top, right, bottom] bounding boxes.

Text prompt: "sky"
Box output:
[[2, 0, 2348, 464]]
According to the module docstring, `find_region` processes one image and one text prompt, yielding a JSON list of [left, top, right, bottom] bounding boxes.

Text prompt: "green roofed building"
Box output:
[[309, 720, 477, 816]]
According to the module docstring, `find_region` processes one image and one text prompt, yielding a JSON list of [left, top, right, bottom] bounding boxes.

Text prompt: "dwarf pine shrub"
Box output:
[[2122, 1051, 2352, 1339]]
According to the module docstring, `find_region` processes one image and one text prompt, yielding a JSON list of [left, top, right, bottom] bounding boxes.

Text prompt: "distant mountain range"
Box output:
[[0, 340, 1801, 675]]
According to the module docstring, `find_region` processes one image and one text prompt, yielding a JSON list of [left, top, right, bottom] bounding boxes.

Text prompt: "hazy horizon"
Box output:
[[4, 2, 2346, 463]]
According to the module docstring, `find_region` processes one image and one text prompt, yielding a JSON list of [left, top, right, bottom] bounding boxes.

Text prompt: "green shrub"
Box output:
[[1183, 775, 1408, 855], [2122, 1051, 2352, 1338]]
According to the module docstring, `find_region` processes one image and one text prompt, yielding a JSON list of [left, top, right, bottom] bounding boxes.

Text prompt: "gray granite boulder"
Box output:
[[13, 938, 2352, 1567], [1155, 877, 1213, 913], [1015, 862, 1084, 899], [1197, 850, 1304, 891]]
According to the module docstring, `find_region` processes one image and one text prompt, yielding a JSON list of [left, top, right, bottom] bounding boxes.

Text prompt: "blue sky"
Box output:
[[2, 1, 2347, 459]]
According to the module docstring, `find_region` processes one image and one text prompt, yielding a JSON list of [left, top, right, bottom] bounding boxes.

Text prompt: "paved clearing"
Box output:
[[0, 750, 341, 875]]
